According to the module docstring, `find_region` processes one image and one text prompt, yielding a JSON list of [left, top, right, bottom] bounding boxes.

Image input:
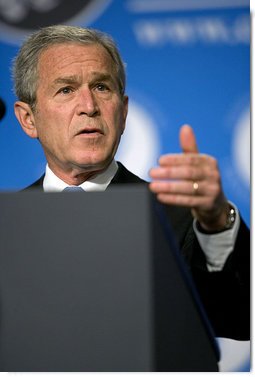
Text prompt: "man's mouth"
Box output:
[[77, 128, 103, 136]]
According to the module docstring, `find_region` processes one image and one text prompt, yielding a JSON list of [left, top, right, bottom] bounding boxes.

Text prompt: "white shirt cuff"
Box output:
[[193, 203, 240, 272]]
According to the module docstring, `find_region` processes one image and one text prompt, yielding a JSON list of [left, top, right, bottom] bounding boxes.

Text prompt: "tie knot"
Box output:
[[63, 186, 84, 192]]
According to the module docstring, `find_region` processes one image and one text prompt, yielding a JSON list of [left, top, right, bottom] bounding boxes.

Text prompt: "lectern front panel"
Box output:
[[0, 187, 218, 371]]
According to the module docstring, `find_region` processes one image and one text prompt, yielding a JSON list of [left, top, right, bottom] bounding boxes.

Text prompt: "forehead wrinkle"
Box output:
[[89, 72, 115, 82], [38, 44, 120, 89], [52, 71, 115, 87], [52, 75, 81, 86]]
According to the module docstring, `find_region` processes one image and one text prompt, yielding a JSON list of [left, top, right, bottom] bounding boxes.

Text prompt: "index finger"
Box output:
[[158, 153, 209, 166]]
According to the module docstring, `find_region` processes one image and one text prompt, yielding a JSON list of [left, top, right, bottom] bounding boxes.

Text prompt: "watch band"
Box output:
[[196, 203, 236, 234]]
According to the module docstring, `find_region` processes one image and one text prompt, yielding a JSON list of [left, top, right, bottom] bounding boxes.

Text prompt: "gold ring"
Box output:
[[193, 181, 199, 195]]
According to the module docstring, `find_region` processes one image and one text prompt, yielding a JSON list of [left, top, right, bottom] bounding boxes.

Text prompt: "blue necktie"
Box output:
[[63, 186, 84, 192]]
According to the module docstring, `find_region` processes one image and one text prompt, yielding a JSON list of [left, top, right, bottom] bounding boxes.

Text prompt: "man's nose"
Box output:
[[77, 88, 99, 117]]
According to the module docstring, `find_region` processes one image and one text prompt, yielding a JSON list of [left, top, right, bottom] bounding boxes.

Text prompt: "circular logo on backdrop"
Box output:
[[221, 102, 250, 214], [0, 0, 112, 44], [116, 100, 161, 180], [232, 107, 250, 187]]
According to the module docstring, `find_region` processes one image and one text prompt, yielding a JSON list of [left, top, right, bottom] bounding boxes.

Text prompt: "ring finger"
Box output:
[[149, 180, 203, 196]]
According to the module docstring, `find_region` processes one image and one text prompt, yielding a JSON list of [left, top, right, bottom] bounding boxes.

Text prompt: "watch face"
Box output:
[[0, 0, 111, 44], [226, 207, 236, 229]]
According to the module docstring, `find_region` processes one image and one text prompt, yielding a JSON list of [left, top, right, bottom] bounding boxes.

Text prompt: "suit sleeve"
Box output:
[[189, 218, 250, 340]]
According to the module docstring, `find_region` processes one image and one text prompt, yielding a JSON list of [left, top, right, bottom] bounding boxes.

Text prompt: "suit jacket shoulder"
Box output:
[[112, 162, 194, 251], [111, 162, 147, 184], [23, 175, 45, 191]]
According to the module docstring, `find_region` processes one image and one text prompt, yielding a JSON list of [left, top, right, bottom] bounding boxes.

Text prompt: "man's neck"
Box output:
[[43, 160, 118, 192], [48, 163, 112, 186]]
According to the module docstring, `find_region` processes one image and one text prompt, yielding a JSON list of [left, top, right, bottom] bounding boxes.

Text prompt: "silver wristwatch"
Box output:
[[224, 205, 236, 230]]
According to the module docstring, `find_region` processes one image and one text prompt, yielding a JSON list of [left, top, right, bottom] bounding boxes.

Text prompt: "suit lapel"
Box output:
[[110, 162, 146, 185], [23, 175, 45, 191]]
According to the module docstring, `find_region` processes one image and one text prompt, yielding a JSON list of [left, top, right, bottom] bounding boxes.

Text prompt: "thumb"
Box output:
[[180, 124, 199, 153]]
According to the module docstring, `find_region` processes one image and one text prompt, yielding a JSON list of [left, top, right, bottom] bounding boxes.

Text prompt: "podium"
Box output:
[[0, 186, 219, 371]]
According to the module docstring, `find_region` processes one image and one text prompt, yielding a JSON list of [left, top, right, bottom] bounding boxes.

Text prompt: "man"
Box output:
[[13, 25, 249, 340]]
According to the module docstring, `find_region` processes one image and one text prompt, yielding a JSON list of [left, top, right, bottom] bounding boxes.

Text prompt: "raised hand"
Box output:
[[149, 124, 229, 232]]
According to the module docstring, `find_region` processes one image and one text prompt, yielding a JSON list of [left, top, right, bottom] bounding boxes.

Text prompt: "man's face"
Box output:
[[28, 43, 128, 179]]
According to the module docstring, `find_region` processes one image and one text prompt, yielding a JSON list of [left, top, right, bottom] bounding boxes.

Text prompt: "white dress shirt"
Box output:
[[193, 203, 240, 272], [43, 160, 239, 272], [43, 160, 118, 192]]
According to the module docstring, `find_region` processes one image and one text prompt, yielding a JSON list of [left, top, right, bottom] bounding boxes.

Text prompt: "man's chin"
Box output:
[[72, 157, 112, 172]]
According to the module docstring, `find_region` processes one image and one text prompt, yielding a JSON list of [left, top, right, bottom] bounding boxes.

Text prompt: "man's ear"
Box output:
[[14, 101, 38, 139], [121, 95, 129, 134]]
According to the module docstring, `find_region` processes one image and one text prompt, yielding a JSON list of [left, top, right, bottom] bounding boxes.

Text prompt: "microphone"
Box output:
[[0, 97, 6, 120]]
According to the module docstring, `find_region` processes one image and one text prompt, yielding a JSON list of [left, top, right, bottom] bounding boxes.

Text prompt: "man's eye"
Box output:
[[58, 87, 73, 94], [95, 83, 109, 91]]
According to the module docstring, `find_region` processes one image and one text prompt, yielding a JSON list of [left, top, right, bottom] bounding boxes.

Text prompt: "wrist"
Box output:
[[197, 203, 236, 234]]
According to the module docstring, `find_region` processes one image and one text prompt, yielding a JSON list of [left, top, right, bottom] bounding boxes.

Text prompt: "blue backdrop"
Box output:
[[0, 0, 250, 371]]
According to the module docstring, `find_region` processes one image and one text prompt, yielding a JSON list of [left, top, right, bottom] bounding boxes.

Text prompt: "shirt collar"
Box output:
[[43, 160, 118, 192]]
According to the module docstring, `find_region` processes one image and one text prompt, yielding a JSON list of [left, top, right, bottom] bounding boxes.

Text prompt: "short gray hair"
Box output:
[[12, 25, 126, 110]]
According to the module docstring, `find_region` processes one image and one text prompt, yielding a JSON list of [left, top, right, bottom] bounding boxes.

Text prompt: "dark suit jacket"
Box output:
[[25, 161, 250, 340]]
